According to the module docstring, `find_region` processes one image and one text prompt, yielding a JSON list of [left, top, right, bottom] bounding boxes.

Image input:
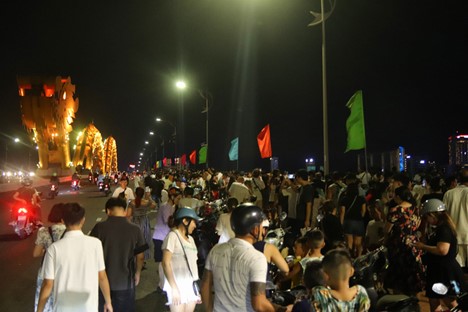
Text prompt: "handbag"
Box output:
[[174, 231, 201, 297]]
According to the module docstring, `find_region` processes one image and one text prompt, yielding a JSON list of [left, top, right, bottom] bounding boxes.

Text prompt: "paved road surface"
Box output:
[[0, 177, 428, 311]]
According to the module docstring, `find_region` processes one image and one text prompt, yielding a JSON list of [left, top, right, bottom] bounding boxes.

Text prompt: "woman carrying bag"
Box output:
[[162, 207, 202, 312]]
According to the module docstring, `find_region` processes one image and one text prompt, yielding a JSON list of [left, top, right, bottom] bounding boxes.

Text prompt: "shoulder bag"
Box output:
[[173, 231, 201, 297]]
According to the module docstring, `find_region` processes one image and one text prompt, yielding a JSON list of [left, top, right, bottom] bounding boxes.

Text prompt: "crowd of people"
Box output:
[[29, 164, 468, 312]]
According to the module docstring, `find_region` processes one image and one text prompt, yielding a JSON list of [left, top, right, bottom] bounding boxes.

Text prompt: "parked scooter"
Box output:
[[10, 204, 35, 239], [352, 246, 421, 312], [193, 199, 224, 275], [264, 212, 292, 255], [432, 281, 468, 312]]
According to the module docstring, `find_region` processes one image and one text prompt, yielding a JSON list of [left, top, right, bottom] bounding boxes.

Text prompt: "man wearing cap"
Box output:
[[90, 197, 148, 312], [112, 176, 135, 202], [201, 203, 291, 312]]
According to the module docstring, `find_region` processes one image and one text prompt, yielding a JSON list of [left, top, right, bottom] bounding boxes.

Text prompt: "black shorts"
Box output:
[[153, 239, 163, 262]]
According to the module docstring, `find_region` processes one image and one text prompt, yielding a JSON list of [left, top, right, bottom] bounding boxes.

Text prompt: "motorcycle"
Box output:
[[264, 212, 292, 256], [48, 184, 59, 199], [270, 285, 308, 306], [71, 180, 80, 191], [103, 181, 111, 196], [351, 246, 420, 312], [193, 199, 224, 275], [432, 281, 468, 312], [10, 205, 35, 239]]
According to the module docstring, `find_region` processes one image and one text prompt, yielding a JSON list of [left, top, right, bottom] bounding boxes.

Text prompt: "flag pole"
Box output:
[[321, 0, 329, 176]]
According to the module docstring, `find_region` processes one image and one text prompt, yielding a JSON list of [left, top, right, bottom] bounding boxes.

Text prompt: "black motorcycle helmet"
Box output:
[[231, 203, 264, 236]]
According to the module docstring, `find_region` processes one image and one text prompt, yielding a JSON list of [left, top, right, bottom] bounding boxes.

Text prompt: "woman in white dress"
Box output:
[[162, 207, 202, 312]]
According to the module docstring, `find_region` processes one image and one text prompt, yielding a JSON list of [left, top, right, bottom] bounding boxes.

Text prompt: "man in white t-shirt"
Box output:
[[112, 176, 135, 203], [229, 176, 251, 204], [37, 203, 113, 312], [201, 203, 290, 312], [178, 186, 204, 213]]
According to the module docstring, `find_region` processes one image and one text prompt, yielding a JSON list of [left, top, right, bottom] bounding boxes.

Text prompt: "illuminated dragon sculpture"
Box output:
[[17, 75, 78, 173], [18, 75, 118, 175], [72, 123, 118, 174]]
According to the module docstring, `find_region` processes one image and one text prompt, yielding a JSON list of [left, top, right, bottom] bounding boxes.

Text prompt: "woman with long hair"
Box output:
[[414, 199, 466, 311], [162, 207, 202, 312], [128, 186, 156, 261], [33, 203, 66, 312], [339, 181, 367, 257], [384, 186, 424, 295]]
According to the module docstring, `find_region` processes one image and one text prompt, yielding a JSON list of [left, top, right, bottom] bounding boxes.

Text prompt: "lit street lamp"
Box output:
[[3, 137, 20, 170], [308, 0, 336, 175]]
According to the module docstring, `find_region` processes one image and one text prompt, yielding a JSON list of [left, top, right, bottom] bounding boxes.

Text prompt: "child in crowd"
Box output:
[[300, 229, 325, 270], [312, 249, 371, 312], [279, 237, 309, 289], [292, 260, 326, 312], [364, 204, 385, 251]]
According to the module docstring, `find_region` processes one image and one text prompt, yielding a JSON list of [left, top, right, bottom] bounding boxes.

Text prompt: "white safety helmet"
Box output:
[[421, 198, 446, 215]]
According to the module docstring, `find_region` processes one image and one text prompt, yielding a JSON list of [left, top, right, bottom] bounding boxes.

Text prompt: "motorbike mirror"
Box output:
[[432, 283, 448, 295], [279, 212, 288, 221], [285, 255, 295, 264]]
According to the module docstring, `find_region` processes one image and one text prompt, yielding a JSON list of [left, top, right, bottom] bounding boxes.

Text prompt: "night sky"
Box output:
[[1, 0, 467, 173]]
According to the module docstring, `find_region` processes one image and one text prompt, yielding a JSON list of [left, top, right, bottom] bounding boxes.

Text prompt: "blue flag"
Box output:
[[229, 137, 239, 161]]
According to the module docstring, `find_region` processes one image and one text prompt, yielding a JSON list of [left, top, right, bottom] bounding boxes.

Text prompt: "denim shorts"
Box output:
[[343, 219, 365, 237]]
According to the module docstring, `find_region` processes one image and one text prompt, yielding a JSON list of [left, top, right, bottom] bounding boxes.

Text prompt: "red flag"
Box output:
[[181, 154, 187, 166], [189, 150, 196, 164], [257, 124, 272, 158], [162, 157, 167, 167]]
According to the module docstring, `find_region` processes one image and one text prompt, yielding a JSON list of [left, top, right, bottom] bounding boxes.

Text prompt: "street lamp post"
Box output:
[[156, 118, 177, 162], [308, 0, 336, 176], [3, 137, 20, 170]]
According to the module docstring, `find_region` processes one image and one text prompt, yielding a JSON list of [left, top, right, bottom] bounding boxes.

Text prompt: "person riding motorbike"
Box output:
[[71, 171, 80, 189], [12, 179, 43, 226], [49, 173, 59, 188]]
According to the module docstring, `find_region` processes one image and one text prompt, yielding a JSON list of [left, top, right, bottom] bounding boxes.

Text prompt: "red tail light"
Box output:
[[17, 207, 28, 214]]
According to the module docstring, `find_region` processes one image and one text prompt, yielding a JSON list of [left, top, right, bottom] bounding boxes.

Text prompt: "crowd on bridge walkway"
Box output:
[[32, 164, 468, 312]]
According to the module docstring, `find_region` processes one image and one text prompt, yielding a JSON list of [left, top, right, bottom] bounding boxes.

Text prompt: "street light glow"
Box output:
[[156, 118, 162, 122], [14, 138, 20, 143], [175, 80, 186, 90], [145, 141, 149, 145], [149, 131, 154, 135]]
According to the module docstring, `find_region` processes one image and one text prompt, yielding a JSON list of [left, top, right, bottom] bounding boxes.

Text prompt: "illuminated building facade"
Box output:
[[449, 134, 468, 167]]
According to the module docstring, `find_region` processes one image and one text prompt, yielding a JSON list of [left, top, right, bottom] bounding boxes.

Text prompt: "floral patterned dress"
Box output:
[[129, 198, 155, 260], [312, 285, 371, 312], [34, 224, 66, 312], [384, 204, 425, 295]]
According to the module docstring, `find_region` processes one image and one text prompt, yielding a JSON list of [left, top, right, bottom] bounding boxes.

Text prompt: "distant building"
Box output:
[[448, 134, 468, 167]]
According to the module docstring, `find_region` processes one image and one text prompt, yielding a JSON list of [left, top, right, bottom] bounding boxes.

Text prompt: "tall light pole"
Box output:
[[199, 90, 213, 169], [156, 117, 177, 162], [308, 0, 336, 176]]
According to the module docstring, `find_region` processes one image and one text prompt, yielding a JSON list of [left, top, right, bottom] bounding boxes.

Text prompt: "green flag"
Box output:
[[345, 90, 366, 152], [199, 145, 207, 164]]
